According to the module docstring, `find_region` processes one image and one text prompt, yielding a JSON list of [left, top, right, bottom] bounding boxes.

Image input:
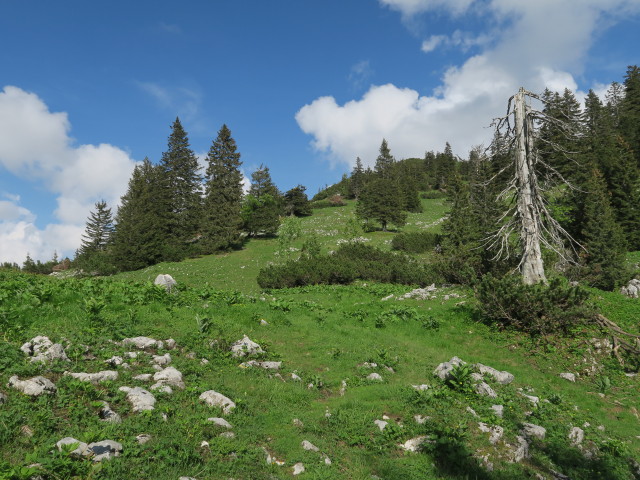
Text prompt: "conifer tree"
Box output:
[[112, 158, 172, 271], [356, 177, 406, 231], [374, 139, 394, 178], [620, 65, 640, 166], [75, 200, 115, 273], [349, 157, 365, 199], [160, 117, 203, 251], [202, 124, 244, 253], [284, 185, 312, 217], [579, 168, 628, 290], [242, 164, 282, 236]]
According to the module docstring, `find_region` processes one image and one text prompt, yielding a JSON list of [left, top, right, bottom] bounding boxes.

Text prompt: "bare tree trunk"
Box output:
[[514, 88, 546, 285]]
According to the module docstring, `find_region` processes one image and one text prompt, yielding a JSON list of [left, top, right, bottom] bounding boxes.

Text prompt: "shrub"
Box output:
[[391, 231, 441, 253], [257, 243, 442, 289], [421, 190, 448, 199], [475, 274, 595, 336]]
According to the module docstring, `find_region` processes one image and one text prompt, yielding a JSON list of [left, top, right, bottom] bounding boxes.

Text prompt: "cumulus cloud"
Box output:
[[297, 0, 639, 168], [0, 86, 137, 263]]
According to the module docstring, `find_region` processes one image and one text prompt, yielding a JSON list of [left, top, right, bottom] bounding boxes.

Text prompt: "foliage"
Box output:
[[391, 231, 441, 253], [257, 243, 441, 289], [476, 274, 595, 336], [284, 184, 312, 217]]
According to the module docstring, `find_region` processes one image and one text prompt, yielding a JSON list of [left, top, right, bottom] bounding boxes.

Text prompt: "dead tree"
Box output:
[[489, 88, 578, 284]]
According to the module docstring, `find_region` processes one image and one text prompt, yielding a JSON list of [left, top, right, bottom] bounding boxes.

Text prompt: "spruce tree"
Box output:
[[356, 177, 406, 231], [374, 139, 394, 178], [284, 185, 311, 217], [75, 200, 115, 273], [243, 164, 282, 236], [112, 158, 172, 271], [160, 117, 203, 252], [620, 65, 640, 166], [349, 157, 365, 199], [579, 168, 628, 290], [202, 124, 244, 253]]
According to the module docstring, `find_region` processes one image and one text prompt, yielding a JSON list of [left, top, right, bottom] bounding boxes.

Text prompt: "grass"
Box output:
[[1, 197, 639, 479]]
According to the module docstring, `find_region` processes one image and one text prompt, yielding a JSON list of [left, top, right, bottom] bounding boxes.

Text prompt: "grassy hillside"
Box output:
[[1, 198, 639, 480]]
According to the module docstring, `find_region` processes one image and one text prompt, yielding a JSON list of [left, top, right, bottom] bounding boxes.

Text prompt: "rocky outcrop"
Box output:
[[230, 335, 264, 357], [20, 336, 69, 363], [64, 371, 118, 384], [119, 386, 156, 412], [620, 278, 640, 298], [199, 390, 236, 414]]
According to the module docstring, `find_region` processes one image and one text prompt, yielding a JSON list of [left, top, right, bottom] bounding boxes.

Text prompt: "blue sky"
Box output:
[[1, 0, 639, 263]]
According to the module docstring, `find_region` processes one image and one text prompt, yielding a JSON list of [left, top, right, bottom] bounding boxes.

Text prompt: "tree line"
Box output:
[[69, 119, 311, 274]]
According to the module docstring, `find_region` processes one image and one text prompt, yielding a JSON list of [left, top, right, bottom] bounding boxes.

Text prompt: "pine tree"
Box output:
[[434, 143, 456, 190], [202, 124, 244, 253], [112, 158, 172, 271], [160, 117, 203, 252]]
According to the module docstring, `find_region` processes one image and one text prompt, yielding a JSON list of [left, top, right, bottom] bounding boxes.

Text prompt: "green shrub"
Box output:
[[392, 231, 441, 253], [257, 243, 442, 289], [421, 190, 448, 199], [476, 274, 595, 336]]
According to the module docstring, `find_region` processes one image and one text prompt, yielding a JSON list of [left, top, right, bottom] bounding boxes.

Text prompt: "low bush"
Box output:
[[257, 243, 442, 289], [475, 274, 596, 336], [391, 231, 441, 253], [421, 190, 448, 199]]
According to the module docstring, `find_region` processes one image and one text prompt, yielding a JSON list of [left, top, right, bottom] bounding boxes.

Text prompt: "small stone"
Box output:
[[153, 366, 185, 389], [219, 431, 235, 438], [99, 402, 121, 423], [133, 373, 153, 381], [324, 456, 332, 465], [339, 380, 347, 396], [412, 384, 429, 391], [292, 418, 304, 428], [510, 436, 529, 462], [478, 423, 504, 444], [597, 425, 605, 431], [152, 353, 171, 366], [200, 358, 209, 365], [165, 338, 176, 349], [521, 393, 539, 405], [230, 335, 264, 358], [199, 390, 236, 414], [559, 372, 576, 382], [291, 373, 302, 381], [240, 360, 281, 370], [466, 407, 478, 417], [367, 372, 383, 381], [105, 356, 124, 367], [122, 336, 159, 350], [56, 437, 89, 457], [20, 425, 34, 437], [293, 463, 305, 475], [399, 436, 429, 452], [374, 419, 388, 431], [475, 363, 514, 385], [302, 440, 319, 452], [208, 417, 233, 429], [125, 351, 138, 359], [150, 384, 172, 394], [136, 434, 152, 444], [491, 405, 504, 418], [260, 319, 269, 326], [414, 415, 430, 424], [154, 274, 176, 292]]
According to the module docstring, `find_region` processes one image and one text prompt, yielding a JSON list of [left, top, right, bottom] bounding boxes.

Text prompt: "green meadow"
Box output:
[[1, 198, 639, 479]]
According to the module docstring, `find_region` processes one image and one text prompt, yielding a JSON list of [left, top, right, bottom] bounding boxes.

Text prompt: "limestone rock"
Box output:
[[0, 392, 7, 404], [293, 463, 305, 475], [154, 274, 177, 292], [399, 436, 429, 452], [414, 415, 430, 424], [64, 370, 118, 384], [475, 382, 497, 398], [133, 373, 153, 381], [559, 372, 576, 382], [87, 440, 123, 462], [150, 384, 172, 394], [475, 363, 514, 384], [491, 405, 504, 418], [239, 360, 281, 370], [208, 417, 233, 429], [119, 386, 156, 412], [105, 356, 124, 367], [199, 390, 236, 414], [367, 372, 383, 381], [568, 426, 584, 446], [152, 353, 171, 366], [302, 440, 319, 452], [8, 376, 56, 396], [521, 423, 546, 440], [620, 278, 640, 298], [136, 434, 152, 444], [374, 419, 388, 431], [510, 436, 529, 462], [57, 437, 89, 457], [99, 402, 121, 423], [122, 336, 160, 350], [230, 335, 264, 357], [433, 356, 465, 380], [412, 384, 429, 391], [21, 336, 69, 363], [478, 423, 504, 445], [165, 338, 176, 349], [153, 366, 185, 389]]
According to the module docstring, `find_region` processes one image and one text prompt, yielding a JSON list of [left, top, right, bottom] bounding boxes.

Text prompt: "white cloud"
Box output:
[[297, 1, 639, 169], [0, 86, 137, 263], [136, 81, 203, 124], [348, 60, 374, 89]]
